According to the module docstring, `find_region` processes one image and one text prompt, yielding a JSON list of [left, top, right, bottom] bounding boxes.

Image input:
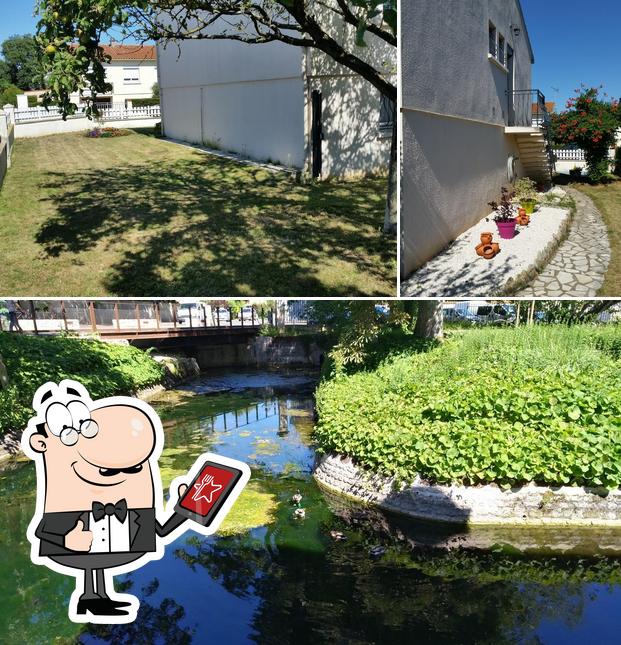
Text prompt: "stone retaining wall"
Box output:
[[314, 453, 621, 527]]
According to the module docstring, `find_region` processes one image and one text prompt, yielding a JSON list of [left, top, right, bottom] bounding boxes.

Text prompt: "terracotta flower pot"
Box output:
[[496, 218, 518, 240], [491, 242, 500, 255], [518, 208, 527, 218], [516, 212, 530, 226], [480, 232, 494, 245], [482, 245, 497, 260]]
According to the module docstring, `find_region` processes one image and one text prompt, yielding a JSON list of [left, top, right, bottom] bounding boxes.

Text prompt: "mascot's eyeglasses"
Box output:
[[59, 419, 99, 446]]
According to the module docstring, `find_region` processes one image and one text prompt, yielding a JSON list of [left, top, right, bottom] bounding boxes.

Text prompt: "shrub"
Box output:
[[0, 84, 22, 107], [315, 326, 621, 489], [132, 97, 159, 107], [0, 333, 165, 437], [552, 86, 620, 184], [513, 177, 538, 203]]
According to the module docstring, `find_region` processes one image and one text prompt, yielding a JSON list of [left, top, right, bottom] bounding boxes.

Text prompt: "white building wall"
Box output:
[[157, 39, 305, 168], [401, 0, 533, 276], [106, 60, 158, 103], [305, 13, 395, 178]]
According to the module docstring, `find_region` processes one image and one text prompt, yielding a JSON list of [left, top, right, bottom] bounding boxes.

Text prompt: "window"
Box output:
[[379, 94, 395, 135], [123, 67, 140, 84], [488, 22, 497, 57], [488, 22, 507, 69], [498, 34, 505, 65]]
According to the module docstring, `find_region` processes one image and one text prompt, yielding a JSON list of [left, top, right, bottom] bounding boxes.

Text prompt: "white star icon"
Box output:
[[191, 473, 223, 504]]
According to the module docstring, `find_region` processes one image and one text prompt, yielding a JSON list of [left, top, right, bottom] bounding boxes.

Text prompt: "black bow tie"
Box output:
[[92, 499, 128, 523]]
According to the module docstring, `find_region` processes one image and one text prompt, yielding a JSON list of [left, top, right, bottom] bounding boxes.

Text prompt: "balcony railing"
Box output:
[[506, 89, 550, 128]]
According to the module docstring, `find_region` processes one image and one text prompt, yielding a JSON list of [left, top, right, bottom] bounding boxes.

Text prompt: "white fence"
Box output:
[[14, 102, 160, 123], [555, 148, 585, 162]]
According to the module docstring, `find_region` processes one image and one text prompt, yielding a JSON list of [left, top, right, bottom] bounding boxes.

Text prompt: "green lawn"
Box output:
[[0, 130, 395, 296], [569, 178, 621, 296]]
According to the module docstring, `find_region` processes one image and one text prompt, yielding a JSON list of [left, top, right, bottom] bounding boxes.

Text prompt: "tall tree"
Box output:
[[35, 0, 397, 232], [0, 59, 11, 90], [1, 34, 46, 89], [413, 300, 443, 340]]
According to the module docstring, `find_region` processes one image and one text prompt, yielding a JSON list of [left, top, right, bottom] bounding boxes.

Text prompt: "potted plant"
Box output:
[[513, 177, 538, 214], [488, 187, 518, 240]]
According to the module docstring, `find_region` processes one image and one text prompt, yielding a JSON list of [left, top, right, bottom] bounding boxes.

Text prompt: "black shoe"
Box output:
[[97, 595, 132, 608], [76, 598, 130, 616]]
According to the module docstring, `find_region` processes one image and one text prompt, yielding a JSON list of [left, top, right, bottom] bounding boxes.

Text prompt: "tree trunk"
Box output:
[[383, 104, 398, 234], [413, 300, 443, 340]]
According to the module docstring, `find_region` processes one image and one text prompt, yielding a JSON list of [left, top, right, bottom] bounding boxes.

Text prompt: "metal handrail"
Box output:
[[507, 89, 555, 181]]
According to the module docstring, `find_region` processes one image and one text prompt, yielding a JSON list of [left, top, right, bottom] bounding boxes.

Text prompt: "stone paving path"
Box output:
[[517, 187, 610, 297]]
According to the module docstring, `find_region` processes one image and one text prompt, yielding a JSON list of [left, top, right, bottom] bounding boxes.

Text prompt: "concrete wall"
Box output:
[[188, 336, 324, 370], [158, 38, 306, 168], [315, 453, 621, 528], [401, 0, 533, 276], [14, 116, 160, 138], [304, 14, 395, 177], [402, 111, 523, 271], [0, 108, 14, 187], [157, 10, 395, 176]]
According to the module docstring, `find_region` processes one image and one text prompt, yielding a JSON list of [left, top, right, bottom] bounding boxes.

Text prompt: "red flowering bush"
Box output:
[[551, 86, 620, 183]]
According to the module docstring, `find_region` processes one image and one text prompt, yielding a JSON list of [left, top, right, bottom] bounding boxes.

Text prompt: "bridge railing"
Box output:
[[0, 300, 310, 335]]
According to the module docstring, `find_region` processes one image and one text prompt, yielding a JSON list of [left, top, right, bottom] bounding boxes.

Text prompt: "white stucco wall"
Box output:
[[304, 13, 395, 177], [401, 0, 534, 276], [156, 9, 395, 176], [106, 60, 158, 103], [157, 38, 306, 168]]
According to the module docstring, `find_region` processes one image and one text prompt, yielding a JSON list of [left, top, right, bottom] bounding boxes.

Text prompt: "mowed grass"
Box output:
[[571, 178, 621, 296], [0, 130, 395, 296]]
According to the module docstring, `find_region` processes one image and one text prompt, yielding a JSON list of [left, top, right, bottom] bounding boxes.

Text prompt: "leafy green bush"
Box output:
[[132, 97, 159, 107], [0, 84, 21, 107], [0, 333, 165, 436], [315, 326, 621, 488]]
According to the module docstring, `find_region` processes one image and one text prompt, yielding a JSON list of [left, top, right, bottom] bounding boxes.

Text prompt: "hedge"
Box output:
[[315, 325, 621, 489], [132, 98, 159, 107], [0, 332, 165, 437]]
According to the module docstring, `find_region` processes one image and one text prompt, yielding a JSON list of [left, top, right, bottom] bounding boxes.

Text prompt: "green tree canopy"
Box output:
[[1, 34, 46, 90]]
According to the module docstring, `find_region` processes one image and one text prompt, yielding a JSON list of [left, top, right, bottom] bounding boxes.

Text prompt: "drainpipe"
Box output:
[[303, 46, 312, 178]]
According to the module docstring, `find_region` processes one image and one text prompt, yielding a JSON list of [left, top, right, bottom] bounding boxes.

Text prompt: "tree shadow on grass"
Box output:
[[35, 153, 395, 296]]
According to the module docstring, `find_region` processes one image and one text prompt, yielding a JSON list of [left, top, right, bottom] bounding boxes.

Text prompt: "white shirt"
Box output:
[[88, 512, 131, 553]]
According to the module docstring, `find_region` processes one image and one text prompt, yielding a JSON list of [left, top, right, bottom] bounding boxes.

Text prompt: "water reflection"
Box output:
[[1, 372, 621, 644]]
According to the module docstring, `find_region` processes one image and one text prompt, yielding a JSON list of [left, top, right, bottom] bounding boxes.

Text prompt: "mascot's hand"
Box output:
[[65, 519, 93, 552]]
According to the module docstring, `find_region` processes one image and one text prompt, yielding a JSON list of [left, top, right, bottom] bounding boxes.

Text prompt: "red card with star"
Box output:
[[175, 460, 243, 527]]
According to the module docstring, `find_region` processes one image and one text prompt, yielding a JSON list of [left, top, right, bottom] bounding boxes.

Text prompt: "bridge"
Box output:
[[0, 299, 309, 347]]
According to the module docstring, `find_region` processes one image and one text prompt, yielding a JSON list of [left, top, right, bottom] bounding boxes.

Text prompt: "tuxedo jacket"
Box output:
[[35, 508, 178, 557]]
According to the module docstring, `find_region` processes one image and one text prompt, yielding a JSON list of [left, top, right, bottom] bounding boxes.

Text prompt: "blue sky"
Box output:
[[522, 0, 621, 108], [1, 0, 619, 110]]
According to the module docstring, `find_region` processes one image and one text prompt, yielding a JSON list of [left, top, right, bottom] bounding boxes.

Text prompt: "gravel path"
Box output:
[[401, 203, 571, 297], [517, 187, 610, 297]]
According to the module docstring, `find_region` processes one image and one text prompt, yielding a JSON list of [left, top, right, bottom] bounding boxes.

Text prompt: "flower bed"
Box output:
[[86, 127, 131, 138]]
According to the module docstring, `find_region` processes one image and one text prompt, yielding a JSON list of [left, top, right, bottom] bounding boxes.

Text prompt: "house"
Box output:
[[401, 0, 554, 279], [155, 23, 395, 177], [70, 44, 158, 107]]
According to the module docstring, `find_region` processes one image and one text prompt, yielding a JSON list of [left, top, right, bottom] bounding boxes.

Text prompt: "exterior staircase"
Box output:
[[505, 90, 555, 183]]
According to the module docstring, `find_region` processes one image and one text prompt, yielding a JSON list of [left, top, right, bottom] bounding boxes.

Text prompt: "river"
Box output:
[[1, 369, 621, 643]]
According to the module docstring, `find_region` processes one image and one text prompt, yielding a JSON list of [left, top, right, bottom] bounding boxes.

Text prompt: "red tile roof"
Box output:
[[99, 45, 156, 61]]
